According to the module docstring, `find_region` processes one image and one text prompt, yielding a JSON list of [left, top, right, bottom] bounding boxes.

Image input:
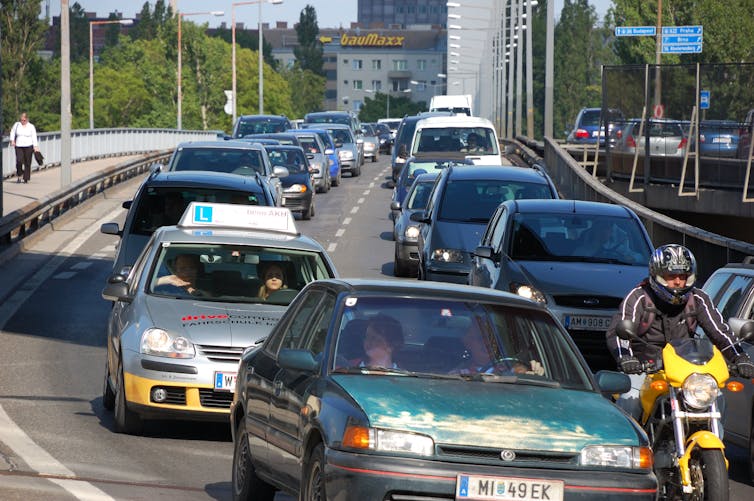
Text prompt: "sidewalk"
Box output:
[[1, 155, 144, 218]]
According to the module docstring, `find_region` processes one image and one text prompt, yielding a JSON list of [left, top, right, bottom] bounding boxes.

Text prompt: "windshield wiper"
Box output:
[[469, 374, 561, 388]]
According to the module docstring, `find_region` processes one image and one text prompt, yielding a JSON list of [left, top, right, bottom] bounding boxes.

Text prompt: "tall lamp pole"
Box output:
[[232, 1, 283, 124], [89, 18, 133, 129], [178, 10, 224, 130]]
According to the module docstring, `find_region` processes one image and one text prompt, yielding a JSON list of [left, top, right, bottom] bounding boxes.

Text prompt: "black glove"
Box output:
[[619, 356, 642, 375], [734, 354, 754, 378]]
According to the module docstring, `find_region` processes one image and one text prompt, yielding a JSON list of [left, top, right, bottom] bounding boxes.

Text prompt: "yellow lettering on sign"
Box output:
[[339, 33, 405, 47]]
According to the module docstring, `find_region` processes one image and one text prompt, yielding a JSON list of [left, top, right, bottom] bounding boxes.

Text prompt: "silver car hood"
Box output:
[[145, 296, 285, 346], [516, 260, 646, 297]]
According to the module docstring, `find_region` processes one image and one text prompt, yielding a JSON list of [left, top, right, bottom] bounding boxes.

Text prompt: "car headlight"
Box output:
[[682, 373, 720, 409], [141, 328, 195, 358], [338, 150, 354, 160], [431, 248, 464, 263], [510, 283, 546, 304], [309, 161, 323, 171], [405, 225, 420, 240], [342, 425, 434, 456], [580, 445, 653, 469], [284, 184, 307, 193]]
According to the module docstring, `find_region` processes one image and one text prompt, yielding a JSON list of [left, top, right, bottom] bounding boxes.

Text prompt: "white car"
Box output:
[[409, 115, 502, 165]]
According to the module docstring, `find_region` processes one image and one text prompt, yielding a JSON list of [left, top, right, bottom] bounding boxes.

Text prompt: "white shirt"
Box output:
[[11, 122, 38, 148]]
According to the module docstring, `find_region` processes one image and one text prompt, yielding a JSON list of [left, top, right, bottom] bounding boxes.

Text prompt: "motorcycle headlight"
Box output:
[[342, 426, 434, 456], [682, 373, 720, 409], [404, 225, 420, 240], [338, 150, 354, 160], [510, 283, 546, 304], [141, 328, 195, 358], [580, 445, 653, 470], [284, 184, 307, 193], [431, 248, 464, 263]]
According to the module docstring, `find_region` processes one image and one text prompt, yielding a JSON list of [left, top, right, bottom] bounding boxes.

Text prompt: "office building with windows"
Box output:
[[358, 0, 449, 28]]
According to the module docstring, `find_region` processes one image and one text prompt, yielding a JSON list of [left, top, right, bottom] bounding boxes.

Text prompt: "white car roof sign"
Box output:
[[178, 202, 298, 235]]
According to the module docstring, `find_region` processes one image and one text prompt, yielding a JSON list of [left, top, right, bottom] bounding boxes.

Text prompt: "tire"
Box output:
[[394, 245, 409, 277], [687, 448, 728, 501], [352, 164, 361, 177], [232, 418, 275, 501], [102, 358, 115, 411], [302, 199, 313, 220], [302, 443, 326, 501], [372, 154, 377, 163], [332, 169, 341, 187], [114, 362, 143, 435]]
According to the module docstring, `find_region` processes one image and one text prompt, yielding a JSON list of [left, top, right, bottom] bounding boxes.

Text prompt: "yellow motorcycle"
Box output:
[[616, 319, 754, 501]]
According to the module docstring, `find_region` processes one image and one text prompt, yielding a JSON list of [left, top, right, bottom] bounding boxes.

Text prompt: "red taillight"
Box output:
[[575, 129, 589, 139], [678, 138, 687, 150], [627, 135, 636, 148]]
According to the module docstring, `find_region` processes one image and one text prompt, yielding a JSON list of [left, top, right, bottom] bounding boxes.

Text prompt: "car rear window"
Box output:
[[235, 118, 289, 137]]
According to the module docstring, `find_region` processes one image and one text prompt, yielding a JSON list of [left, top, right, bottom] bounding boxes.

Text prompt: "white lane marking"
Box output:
[[350, 206, 359, 214], [343, 217, 352, 225], [52, 272, 77, 280], [369, 182, 375, 188], [362, 190, 370, 195], [0, 207, 121, 501], [71, 262, 93, 270], [327, 243, 337, 252], [101, 245, 116, 252], [335, 229, 345, 237], [91, 253, 108, 259], [357, 197, 365, 204]]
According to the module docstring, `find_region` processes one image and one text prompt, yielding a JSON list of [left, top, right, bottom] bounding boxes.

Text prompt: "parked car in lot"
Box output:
[[468, 199, 654, 371], [701, 258, 754, 481], [101, 203, 338, 434], [698, 119, 739, 158], [413, 165, 559, 284], [230, 114, 292, 138], [229, 278, 656, 501], [613, 118, 688, 158], [392, 172, 440, 277], [359, 122, 380, 162], [100, 170, 277, 276], [566, 107, 625, 146], [263, 145, 317, 220]]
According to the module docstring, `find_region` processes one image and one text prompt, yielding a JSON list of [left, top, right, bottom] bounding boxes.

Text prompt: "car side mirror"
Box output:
[[101, 281, 132, 303], [122, 200, 132, 210], [151, 163, 163, 173], [409, 211, 429, 224], [223, 134, 232, 140], [390, 200, 401, 211], [473, 245, 495, 260], [729, 318, 754, 342], [273, 165, 289, 178], [325, 148, 334, 155], [399, 145, 408, 159], [278, 348, 319, 373], [306, 153, 315, 159], [100, 222, 122, 237], [594, 370, 631, 395], [309, 168, 320, 175]]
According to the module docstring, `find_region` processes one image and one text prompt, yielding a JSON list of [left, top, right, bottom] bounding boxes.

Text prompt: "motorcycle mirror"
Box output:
[[615, 319, 638, 341], [729, 317, 754, 343]]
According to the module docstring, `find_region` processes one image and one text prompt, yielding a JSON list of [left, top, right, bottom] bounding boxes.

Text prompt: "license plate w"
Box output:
[[456, 474, 564, 501], [214, 371, 237, 392]]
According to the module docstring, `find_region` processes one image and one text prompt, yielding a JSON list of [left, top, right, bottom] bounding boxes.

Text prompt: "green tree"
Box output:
[[1, 0, 48, 132], [358, 93, 425, 122], [280, 67, 325, 117], [212, 25, 279, 70], [68, 2, 88, 62], [294, 5, 324, 76]]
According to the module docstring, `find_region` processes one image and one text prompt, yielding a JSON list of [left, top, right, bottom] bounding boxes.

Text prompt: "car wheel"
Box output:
[[326, 174, 332, 192], [114, 361, 143, 435], [394, 245, 409, 277], [232, 418, 275, 501], [333, 169, 341, 187], [352, 165, 361, 177], [372, 153, 378, 163], [302, 200, 313, 220], [302, 442, 327, 501], [102, 358, 115, 411]]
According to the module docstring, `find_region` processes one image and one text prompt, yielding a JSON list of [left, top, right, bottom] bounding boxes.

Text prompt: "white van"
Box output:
[[429, 94, 473, 116], [409, 116, 502, 165]]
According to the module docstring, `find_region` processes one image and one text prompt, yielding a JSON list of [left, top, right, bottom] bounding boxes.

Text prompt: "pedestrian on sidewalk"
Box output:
[[9, 112, 39, 183]]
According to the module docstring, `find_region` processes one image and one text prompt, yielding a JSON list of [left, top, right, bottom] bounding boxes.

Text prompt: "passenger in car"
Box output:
[[350, 314, 404, 369], [451, 323, 544, 375], [153, 254, 209, 297], [257, 263, 288, 301]]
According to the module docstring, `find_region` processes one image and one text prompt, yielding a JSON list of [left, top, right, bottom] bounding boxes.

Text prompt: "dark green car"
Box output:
[[230, 279, 657, 501]]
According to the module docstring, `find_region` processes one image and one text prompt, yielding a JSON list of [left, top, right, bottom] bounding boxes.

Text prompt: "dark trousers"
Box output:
[[15, 146, 33, 182]]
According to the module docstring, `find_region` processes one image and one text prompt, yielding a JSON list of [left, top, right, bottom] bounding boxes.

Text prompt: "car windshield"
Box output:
[[130, 188, 264, 236], [329, 128, 354, 144], [147, 243, 331, 304], [413, 127, 499, 155], [307, 114, 351, 127], [406, 181, 435, 210], [298, 136, 322, 154], [265, 148, 308, 174], [438, 180, 552, 222], [236, 118, 288, 136], [170, 148, 265, 176], [330, 296, 592, 390], [509, 213, 651, 265]]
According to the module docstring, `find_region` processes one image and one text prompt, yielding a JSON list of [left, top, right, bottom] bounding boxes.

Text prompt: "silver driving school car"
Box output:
[[101, 203, 337, 435]]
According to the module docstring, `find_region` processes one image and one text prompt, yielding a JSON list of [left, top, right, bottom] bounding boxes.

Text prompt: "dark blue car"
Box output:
[[566, 107, 625, 145], [263, 145, 316, 220], [699, 120, 739, 158]]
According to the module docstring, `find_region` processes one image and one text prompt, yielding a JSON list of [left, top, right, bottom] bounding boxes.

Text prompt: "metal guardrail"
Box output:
[[0, 151, 170, 258]]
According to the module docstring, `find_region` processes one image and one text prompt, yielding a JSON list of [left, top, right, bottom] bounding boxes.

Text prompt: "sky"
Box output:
[[48, 1, 613, 30]]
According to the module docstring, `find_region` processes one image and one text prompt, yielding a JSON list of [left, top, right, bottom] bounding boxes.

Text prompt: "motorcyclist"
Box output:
[[606, 244, 754, 419]]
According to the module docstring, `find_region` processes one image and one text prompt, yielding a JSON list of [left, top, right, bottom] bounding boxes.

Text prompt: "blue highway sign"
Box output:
[[615, 26, 656, 37], [662, 43, 702, 54], [662, 25, 703, 35], [700, 90, 710, 110], [663, 35, 702, 44]]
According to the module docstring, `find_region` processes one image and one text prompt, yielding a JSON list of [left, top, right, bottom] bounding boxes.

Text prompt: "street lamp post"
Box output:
[[178, 10, 224, 130], [365, 89, 411, 119], [231, 0, 283, 124], [89, 18, 133, 129]]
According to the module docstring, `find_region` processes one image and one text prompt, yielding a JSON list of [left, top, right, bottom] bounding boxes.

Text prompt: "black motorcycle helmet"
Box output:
[[648, 244, 697, 305]]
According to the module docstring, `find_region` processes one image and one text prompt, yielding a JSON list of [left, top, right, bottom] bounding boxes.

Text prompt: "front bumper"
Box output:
[[282, 191, 312, 212], [425, 262, 470, 284], [395, 240, 419, 265], [324, 448, 657, 501]]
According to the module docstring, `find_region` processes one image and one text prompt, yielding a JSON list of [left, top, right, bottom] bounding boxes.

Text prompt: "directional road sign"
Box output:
[[661, 25, 703, 54], [662, 35, 702, 45], [662, 44, 703, 54], [700, 90, 710, 110], [662, 25, 703, 35], [615, 26, 656, 37]]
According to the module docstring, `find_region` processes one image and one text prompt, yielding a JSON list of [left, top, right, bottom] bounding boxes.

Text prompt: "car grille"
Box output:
[[198, 389, 234, 408], [551, 295, 622, 309], [196, 344, 244, 364], [436, 445, 578, 465], [283, 199, 306, 210], [152, 387, 186, 405]]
